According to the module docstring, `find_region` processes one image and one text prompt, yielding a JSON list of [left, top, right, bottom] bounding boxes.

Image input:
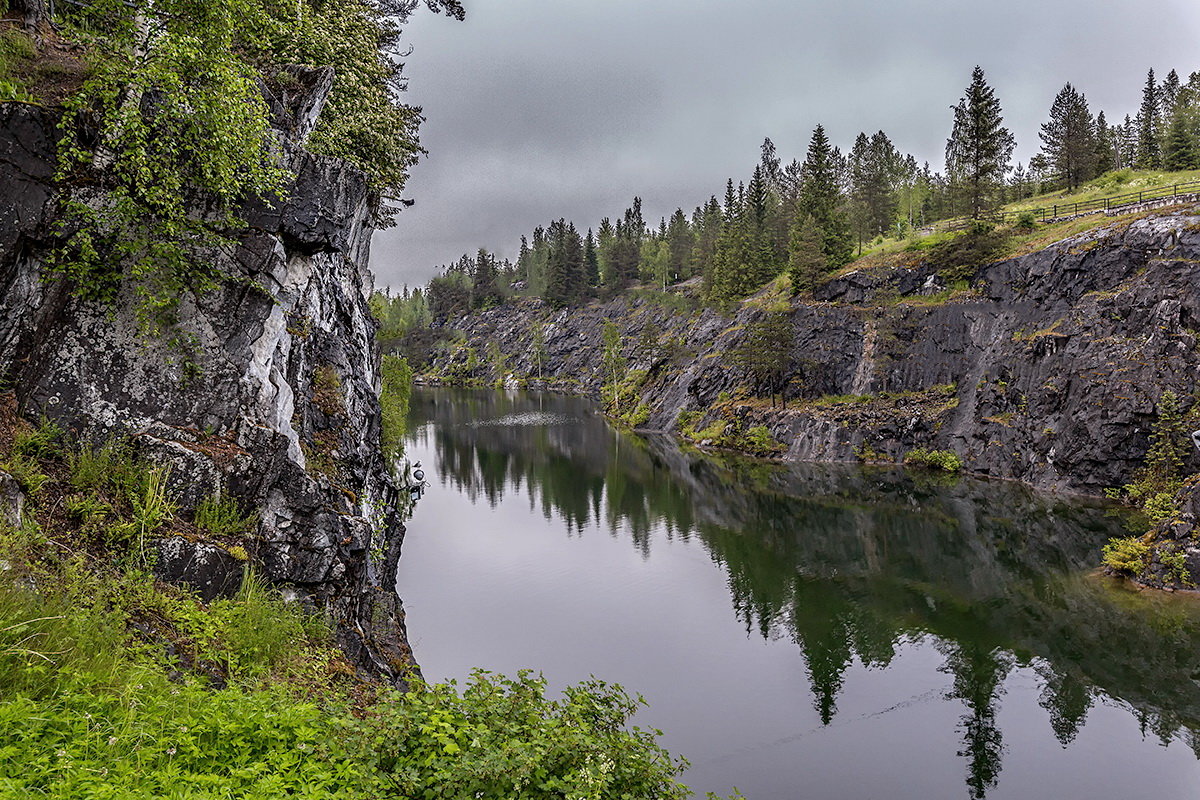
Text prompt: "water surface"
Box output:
[[396, 388, 1200, 799]]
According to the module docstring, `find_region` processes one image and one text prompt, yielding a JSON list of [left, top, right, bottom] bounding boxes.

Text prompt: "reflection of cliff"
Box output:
[[411, 387, 1200, 794]]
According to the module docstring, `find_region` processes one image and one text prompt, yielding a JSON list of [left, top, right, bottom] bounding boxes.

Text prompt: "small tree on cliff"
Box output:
[[1127, 390, 1189, 500], [733, 311, 794, 408], [601, 320, 627, 412]]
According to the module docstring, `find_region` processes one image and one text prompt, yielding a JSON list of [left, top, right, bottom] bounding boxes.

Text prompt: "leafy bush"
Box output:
[[1102, 536, 1150, 575], [1015, 211, 1038, 232], [903, 447, 963, 473], [354, 670, 692, 800]]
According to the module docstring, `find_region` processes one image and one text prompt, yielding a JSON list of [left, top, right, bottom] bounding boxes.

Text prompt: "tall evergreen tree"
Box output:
[[945, 66, 1015, 218], [1136, 69, 1161, 168], [1039, 83, 1098, 190], [1094, 111, 1116, 175], [471, 248, 501, 309], [1161, 68, 1181, 119], [583, 228, 600, 290], [800, 125, 854, 267], [787, 215, 827, 295], [665, 208, 694, 282]]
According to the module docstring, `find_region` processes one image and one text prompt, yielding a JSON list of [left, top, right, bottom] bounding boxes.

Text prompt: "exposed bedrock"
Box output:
[[0, 98, 414, 682]]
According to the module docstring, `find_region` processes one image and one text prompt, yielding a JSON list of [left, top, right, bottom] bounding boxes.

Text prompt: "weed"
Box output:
[[194, 493, 256, 537], [903, 448, 963, 473]]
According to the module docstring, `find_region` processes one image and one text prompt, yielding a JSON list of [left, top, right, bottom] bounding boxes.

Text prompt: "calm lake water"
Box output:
[[396, 387, 1200, 800]]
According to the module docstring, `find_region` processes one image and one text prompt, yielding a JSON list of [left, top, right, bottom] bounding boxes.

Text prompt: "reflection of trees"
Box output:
[[940, 641, 1012, 800], [410, 388, 1200, 798]]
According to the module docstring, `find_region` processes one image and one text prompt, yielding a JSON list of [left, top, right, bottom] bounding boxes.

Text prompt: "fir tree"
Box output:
[[945, 66, 1015, 218]]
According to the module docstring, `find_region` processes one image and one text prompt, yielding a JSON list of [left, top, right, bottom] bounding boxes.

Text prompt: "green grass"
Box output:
[[1005, 168, 1200, 214]]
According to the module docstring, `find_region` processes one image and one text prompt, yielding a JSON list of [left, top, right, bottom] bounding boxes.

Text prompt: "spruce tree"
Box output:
[[1039, 83, 1098, 190], [1094, 111, 1116, 175], [800, 125, 854, 267], [788, 216, 827, 295], [1163, 111, 1199, 170], [470, 248, 501, 309], [1136, 69, 1161, 168], [945, 66, 1015, 219], [583, 229, 600, 291], [665, 208, 694, 281]]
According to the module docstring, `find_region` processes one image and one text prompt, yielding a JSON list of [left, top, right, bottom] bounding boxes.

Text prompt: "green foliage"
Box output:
[[54, 0, 291, 333], [946, 66, 1015, 218], [194, 493, 257, 537], [903, 448, 964, 473], [1118, 391, 1192, 527], [1127, 391, 1188, 498], [356, 670, 692, 800], [209, 571, 306, 676], [925, 226, 1010, 283], [1159, 547, 1194, 587], [601, 320, 627, 411], [0, 27, 36, 102], [50, 0, 456, 332], [380, 354, 413, 465], [111, 465, 175, 551], [1102, 536, 1150, 575], [67, 437, 141, 499], [1014, 211, 1038, 232]]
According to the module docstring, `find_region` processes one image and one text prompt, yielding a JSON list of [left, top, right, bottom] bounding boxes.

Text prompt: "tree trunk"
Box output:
[[14, 0, 51, 31]]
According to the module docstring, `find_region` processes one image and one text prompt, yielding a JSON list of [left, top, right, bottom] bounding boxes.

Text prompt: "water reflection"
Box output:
[[406, 388, 1200, 798]]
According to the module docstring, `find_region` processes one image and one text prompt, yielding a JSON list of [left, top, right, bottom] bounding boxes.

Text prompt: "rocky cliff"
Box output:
[[0, 96, 413, 681], [428, 211, 1200, 499]]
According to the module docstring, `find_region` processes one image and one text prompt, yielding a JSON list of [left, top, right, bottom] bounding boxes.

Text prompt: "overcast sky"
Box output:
[[369, 0, 1200, 290]]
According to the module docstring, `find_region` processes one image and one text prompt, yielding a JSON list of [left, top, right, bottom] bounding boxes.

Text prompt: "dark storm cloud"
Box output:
[[370, 0, 1200, 289]]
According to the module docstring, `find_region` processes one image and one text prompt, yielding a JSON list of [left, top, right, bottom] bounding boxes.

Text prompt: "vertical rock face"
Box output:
[[0, 101, 413, 681], [428, 210, 1200, 496]]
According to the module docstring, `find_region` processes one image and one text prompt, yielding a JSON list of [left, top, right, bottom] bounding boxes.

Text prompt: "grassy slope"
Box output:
[[0, 403, 700, 799]]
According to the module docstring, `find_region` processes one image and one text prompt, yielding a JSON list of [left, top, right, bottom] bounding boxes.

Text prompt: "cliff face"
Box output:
[[428, 210, 1200, 498], [0, 100, 412, 680]]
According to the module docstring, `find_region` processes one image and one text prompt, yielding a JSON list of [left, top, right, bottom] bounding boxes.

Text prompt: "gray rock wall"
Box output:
[[429, 210, 1200, 497], [0, 102, 413, 682]]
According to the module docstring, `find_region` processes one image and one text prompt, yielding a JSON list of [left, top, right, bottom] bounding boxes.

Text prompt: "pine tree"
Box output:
[[945, 66, 1015, 218], [1039, 83, 1098, 190], [1136, 69, 1161, 169]]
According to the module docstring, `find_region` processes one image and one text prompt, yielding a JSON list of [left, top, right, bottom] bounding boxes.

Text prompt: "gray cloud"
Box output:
[[371, 0, 1200, 289]]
